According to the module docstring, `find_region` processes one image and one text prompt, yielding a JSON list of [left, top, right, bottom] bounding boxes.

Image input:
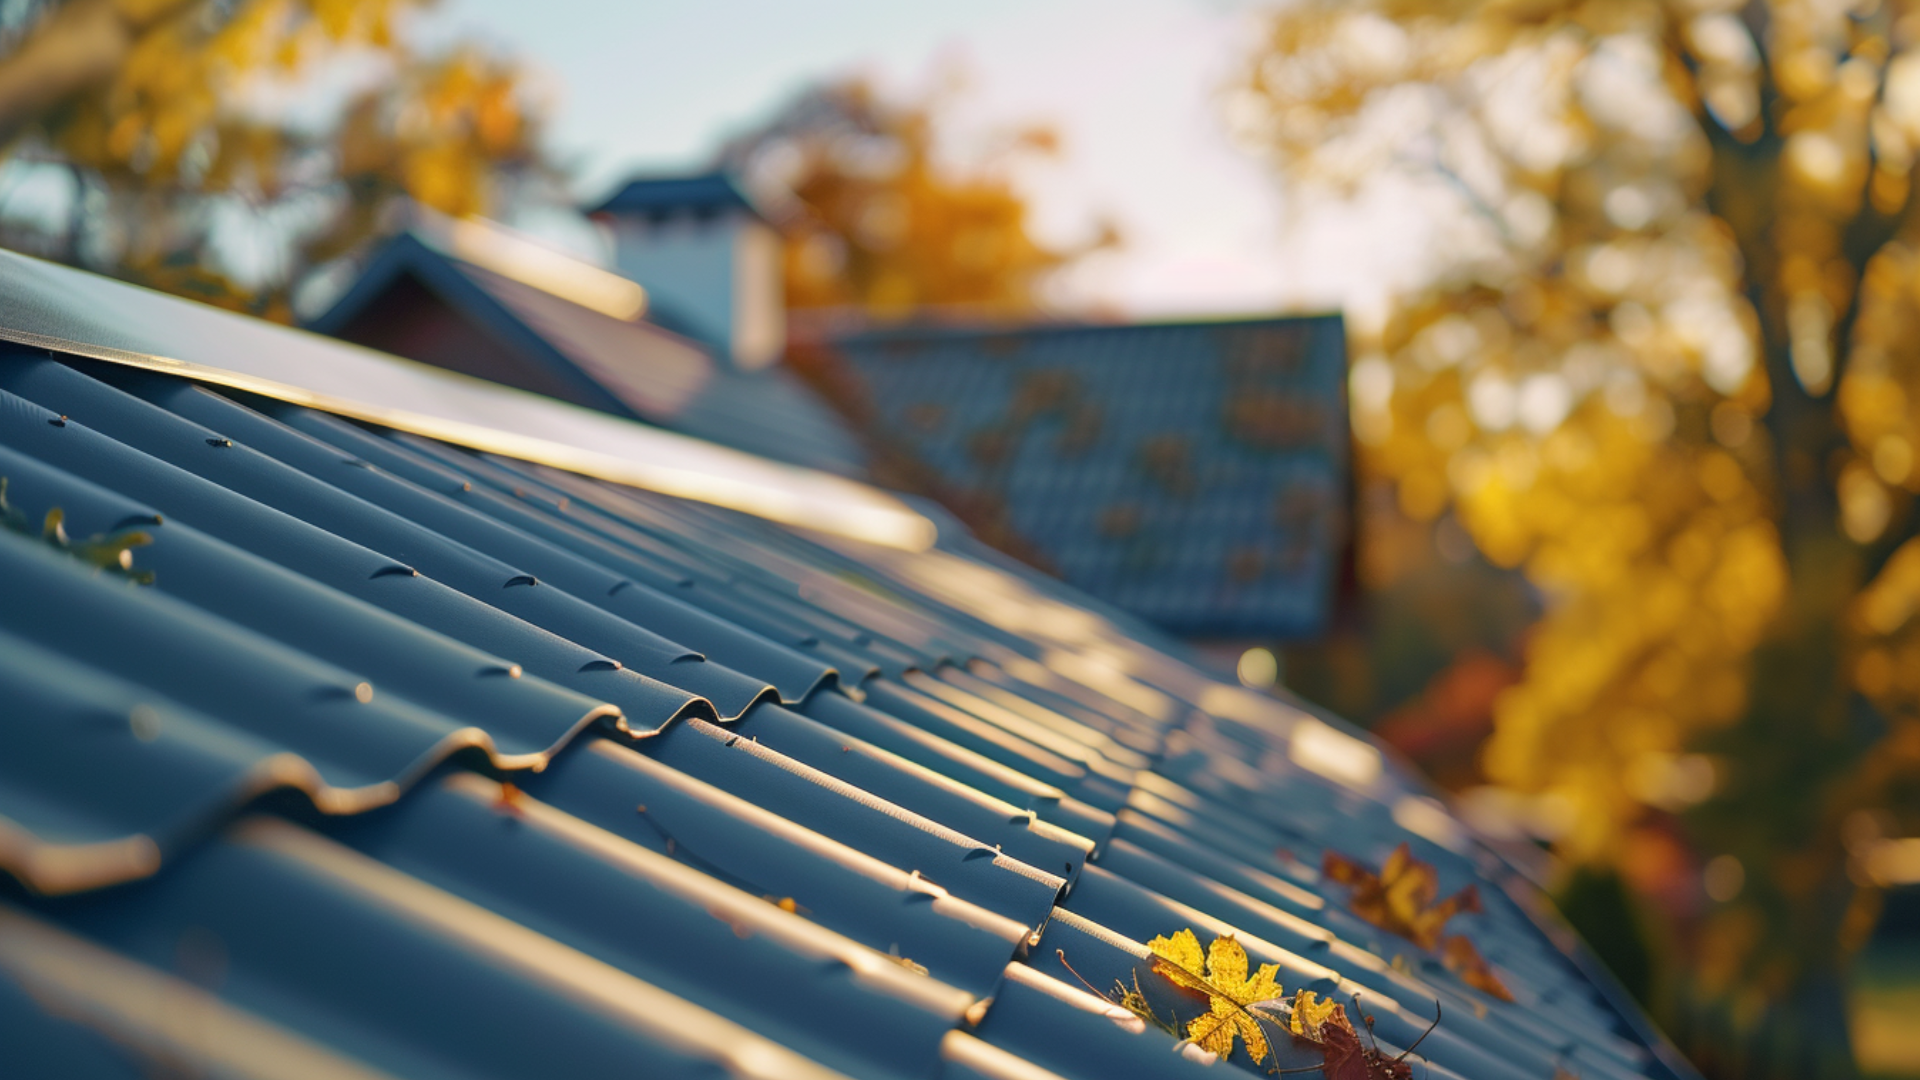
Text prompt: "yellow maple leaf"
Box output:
[[1145, 928, 1211, 994], [1146, 929, 1284, 1063]]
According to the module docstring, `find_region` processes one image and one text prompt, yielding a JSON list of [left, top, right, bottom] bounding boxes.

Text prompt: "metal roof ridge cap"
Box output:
[[0, 324, 930, 549], [0, 252, 934, 551]]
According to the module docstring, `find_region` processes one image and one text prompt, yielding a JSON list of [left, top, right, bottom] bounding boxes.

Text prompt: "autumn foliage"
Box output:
[[717, 79, 1102, 320], [0, 0, 546, 315], [1242, 1, 1920, 1071]]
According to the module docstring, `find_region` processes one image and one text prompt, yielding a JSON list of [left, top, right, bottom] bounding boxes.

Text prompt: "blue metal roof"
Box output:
[[813, 317, 1351, 639], [0, 256, 1694, 1080]]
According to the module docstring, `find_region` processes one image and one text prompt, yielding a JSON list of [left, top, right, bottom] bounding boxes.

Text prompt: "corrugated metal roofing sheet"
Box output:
[[0, 256, 1693, 1080], [809, 317, 1350, 638]]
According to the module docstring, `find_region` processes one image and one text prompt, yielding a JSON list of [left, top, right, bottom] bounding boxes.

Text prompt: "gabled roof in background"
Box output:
[[312, 232, 711, 417], [799, 316, 1351, 639], [310, 228, 868, 476], [586, 172, 771, 223], [0, 253, 1694, 1080]]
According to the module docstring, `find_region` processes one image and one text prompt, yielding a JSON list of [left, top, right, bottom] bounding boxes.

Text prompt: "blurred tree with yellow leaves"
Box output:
[[716, 79, 1110, 321], [0, 0, 547, 317], [1240, 1, 1920, 1074]]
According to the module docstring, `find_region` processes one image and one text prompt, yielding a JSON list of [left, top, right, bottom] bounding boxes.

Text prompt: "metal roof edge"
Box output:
[[0, 251, 936, 551], [1489, 871, 1707, 1080]]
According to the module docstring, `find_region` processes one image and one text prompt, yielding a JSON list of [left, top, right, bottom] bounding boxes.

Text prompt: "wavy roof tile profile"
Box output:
[[0, 252, 1696, 1080]]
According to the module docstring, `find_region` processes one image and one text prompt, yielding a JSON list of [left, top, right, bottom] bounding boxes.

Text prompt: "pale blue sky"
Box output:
[[0, 1, 1428, 319], [414, 0, 1412, 319]]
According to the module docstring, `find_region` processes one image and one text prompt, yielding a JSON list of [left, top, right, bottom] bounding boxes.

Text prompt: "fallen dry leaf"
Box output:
[[1287, 988, 1340, 1039], [1323, 842, 1480, 950], [1323, 843, 1514, 1001], [1441, 934, 1515, 1002], [1146, 928, 1285, 1063], [1311, 1002, 1414, 1080]]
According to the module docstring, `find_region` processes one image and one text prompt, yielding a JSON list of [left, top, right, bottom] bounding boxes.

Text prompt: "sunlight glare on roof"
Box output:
[[1287, 716, 1383, 790], [421, 210, 649, 322]]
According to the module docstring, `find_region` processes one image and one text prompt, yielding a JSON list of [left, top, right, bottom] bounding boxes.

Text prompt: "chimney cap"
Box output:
[[585, 172, 771, 225]]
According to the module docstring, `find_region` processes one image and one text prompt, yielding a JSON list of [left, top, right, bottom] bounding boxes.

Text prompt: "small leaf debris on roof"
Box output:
[[1064, 932, 1445, 1079], [1298, 997, 1414, 1080], [1322, 842, 1515, 1002], [1, 477, 154, 584]]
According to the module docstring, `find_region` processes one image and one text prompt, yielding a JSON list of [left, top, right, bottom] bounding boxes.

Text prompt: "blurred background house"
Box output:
[[307, 188, 867, 475]]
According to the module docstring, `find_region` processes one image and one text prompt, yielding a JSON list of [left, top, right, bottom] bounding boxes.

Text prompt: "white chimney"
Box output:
[[589, 174, 784, 370]]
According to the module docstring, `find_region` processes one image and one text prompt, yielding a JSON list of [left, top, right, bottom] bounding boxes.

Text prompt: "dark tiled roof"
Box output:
[[810, 317, 1350, 638], [0, 254, 1692, 1080], [586, 172, 768, 222]]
